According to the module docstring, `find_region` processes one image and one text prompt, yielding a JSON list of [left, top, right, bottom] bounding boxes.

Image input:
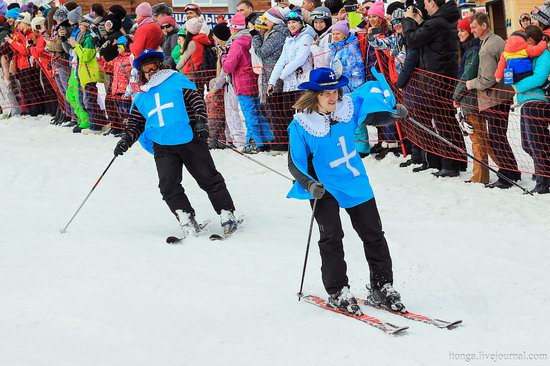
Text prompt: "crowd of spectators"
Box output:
[[1, 0, 549, 193]]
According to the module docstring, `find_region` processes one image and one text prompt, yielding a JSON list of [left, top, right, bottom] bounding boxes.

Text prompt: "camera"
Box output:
[[344, 4, 357, 12]]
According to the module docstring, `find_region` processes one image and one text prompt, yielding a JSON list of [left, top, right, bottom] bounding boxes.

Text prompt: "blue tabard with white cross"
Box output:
[[133, 72, 197, 154], [287, 75, 397, 208]]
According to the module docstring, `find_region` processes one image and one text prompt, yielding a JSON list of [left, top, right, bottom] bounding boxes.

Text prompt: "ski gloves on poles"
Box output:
[[114, 136, 130, 156], [308, 182, 325, 199], [193, 117, 210, 143]]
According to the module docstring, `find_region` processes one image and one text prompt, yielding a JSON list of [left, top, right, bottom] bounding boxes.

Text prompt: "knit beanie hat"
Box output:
[[31, 16, 45, 31], [285, 9, 303, 24], [78, 15, 94, 28], [457, 16, 471, 33], [229, 12, 246, 30], [53, 6, 69, 23], [532, 1, 550, 28], [67, 5, 82, 24], [152, 2, 173, 16], [331, 20, 349, 36], [212, 22, 231, 41], [391, 8, 405, 22], [108, 5, 127, 20], [5, 7, 20, 19], [386, 1, 404, 16], [136, 2, 152, 18], [0, 2, 6, 16], [367, 1, 385, 19], [159, 15, 177, 28], [264, 7, 285, 25], [16, 11, 31, 25], [7, 2, 19, 11], [178, 27, 186, 37], [104, 13, 122, 32], [38, 4, 52, 17], [185, 16, 203, 34]]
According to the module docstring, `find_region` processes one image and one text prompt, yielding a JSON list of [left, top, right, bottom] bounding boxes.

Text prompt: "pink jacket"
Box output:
[[222, 33, 258, 96]]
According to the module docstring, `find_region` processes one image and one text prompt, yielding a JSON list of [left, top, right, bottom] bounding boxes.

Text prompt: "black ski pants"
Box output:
[[311, 194, 393, 295], [153, 140, 235, 216]]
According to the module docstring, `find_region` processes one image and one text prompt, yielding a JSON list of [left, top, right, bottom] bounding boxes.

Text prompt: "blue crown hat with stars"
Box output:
[[133, 48, 165, 70], [298, 67, 349, 91]]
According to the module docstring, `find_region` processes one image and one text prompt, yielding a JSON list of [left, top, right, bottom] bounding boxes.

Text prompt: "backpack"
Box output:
[[199, 44, 217, 71]]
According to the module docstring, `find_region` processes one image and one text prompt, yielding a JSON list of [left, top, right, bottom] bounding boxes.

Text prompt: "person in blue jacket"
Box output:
[[287, 67, 408, 315], [512, 26, 550, 194], [113, 49, 238, 238]]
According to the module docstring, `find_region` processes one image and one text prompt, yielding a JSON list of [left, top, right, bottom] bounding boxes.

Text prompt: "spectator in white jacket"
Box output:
[[268, 9, 315, 92], [310, 6, 333, 68]]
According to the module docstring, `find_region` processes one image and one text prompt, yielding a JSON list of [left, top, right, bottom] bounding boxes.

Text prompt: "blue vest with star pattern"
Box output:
[[133, 72, 197, 154]]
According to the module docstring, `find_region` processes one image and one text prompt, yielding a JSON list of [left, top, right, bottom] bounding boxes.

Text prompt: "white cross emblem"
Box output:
[[147, 93, 174, 127], [329, 136, 360, 177], [328, 72, 336, 80]]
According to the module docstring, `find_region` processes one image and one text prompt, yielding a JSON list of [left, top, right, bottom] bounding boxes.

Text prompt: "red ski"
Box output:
[[302, 295, 408, 335], [360, 297, 462, 330]]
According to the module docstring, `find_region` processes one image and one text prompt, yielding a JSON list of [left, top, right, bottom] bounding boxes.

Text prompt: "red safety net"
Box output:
[[1, 36, 549, 178]]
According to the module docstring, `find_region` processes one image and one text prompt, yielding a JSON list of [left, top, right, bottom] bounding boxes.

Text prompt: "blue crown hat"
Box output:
[[298, 67, 349, 91], [133, 48, 165, 69]]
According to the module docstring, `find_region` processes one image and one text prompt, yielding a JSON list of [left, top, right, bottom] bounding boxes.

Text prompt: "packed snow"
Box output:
[[1, 116, 549, 366]]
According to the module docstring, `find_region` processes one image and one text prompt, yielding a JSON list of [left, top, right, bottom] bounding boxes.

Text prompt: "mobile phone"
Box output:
[[370, 27, 384, 35]]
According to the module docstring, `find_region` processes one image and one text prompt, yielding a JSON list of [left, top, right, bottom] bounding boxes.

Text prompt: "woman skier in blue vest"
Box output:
[[288, 67, 407, 315], [113, 49, 238, 238]]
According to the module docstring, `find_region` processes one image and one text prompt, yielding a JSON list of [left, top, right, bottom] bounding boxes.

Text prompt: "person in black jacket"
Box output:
[[401, 0, 467, 177]]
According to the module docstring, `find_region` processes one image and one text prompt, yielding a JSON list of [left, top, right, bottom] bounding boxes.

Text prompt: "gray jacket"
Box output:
[[252, 23, 289, 87]]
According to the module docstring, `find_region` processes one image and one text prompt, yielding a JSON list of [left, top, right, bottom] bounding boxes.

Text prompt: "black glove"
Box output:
[[308, 182, 325, 199], [194, 118, 210, 142], [114, 136, 130, 156]]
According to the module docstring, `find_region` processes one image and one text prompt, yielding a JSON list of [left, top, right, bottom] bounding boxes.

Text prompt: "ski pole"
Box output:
[[211, 138, 294, 182], [297, 198, 318, 301], [60, 156, 117, 233], [407, 117, 533, 196]]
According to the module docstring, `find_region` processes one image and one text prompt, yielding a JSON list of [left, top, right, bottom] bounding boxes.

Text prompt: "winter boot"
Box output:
[[50, 108, 61, 125], [220, 209, 238, 236], [327, 286, 363, 315], [367, 283, 406, 313]]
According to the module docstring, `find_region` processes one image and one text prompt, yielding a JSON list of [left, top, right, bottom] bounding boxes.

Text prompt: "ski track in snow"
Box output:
[[1, 117, 549, 366]]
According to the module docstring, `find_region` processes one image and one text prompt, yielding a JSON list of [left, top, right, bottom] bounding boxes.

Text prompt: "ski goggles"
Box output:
[[141, 62, 160, 74]]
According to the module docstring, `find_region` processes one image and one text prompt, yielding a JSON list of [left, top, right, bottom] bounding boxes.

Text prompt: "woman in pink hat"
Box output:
[[130, 2, 163, 57]]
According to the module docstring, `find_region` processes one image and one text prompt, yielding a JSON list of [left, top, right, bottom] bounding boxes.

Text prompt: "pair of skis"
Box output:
[[302, 294, 462, 335], [166, 217, 243, 244]]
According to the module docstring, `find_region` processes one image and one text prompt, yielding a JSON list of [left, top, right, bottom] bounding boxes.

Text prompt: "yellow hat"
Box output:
[[255, 15, 269, 30]]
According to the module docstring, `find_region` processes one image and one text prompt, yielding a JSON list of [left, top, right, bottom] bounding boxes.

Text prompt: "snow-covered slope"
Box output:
[[1, 117, 548, 366]]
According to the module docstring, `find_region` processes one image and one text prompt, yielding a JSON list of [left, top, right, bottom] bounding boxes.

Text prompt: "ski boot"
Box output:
[[175, 210, 203, 238], [367, 283, 406, 313], [327, 287, 363, 315], [220, 209, 238, 236]]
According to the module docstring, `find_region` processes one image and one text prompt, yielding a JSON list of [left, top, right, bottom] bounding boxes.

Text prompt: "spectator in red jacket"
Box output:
[[130, 2, 163, 57]]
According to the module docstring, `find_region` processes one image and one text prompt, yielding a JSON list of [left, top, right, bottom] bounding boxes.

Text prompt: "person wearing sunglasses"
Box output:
[[114, 49, 239, 238], [159, 15, 179, 69], [130, 2, 163, 57]]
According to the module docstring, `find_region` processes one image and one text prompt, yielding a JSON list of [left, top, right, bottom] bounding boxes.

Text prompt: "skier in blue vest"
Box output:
[[288, 67, 408, 315], [113, 49, 238, 238]]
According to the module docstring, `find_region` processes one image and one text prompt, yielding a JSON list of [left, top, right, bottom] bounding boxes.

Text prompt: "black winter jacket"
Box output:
[[401, 1, 460, 78]]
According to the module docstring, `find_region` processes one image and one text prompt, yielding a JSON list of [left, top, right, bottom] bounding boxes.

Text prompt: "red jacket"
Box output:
[[181, 33, 211, 74], [130, 20, 163, 57], [10, 30, 34, 71], [111, 51, 132, 95]]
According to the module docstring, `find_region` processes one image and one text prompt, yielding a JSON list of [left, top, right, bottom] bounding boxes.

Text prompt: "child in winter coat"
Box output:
[[329, 20, 365, 92], [495, 28, 547, 84], [309, 6, 333, 68], [110, 36, 132, 136]]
